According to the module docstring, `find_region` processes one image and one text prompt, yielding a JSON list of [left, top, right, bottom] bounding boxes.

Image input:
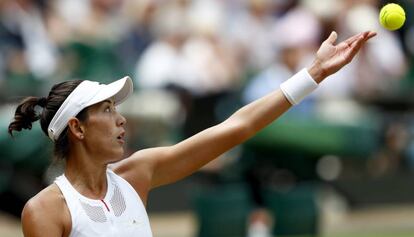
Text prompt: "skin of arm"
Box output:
[[113, 31, 377, 203], [21, 185, 71, 237]]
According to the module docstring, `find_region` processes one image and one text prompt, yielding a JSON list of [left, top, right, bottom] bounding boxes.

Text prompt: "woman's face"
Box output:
[[81, 99, 127, 163]]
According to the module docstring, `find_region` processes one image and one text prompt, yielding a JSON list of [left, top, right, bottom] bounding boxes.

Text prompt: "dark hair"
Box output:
[[8, 80, 89, 160]]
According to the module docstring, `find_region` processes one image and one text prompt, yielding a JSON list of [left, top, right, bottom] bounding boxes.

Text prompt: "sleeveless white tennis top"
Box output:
[[55, 169, 153, 237]]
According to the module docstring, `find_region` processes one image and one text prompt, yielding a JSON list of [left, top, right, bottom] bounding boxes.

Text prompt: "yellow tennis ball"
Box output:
[[379, 3, 406, 31]]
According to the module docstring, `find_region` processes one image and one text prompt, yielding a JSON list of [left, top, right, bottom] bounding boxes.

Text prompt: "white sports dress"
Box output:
[[55, 169, 153, 237]]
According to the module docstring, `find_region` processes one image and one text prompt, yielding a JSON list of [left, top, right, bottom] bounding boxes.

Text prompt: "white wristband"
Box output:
[[280, 68, 318, 105]]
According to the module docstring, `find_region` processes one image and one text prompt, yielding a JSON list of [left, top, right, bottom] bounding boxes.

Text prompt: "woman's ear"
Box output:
[[67, 118, 85, 140]]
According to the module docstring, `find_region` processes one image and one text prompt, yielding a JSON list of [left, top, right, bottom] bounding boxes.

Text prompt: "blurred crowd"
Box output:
[[0, 0, 410, 97], [2, 0, 414, 235]]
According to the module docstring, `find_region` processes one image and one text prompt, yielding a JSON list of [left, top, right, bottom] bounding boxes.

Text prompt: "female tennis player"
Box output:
[[9, 31, 375, 237]]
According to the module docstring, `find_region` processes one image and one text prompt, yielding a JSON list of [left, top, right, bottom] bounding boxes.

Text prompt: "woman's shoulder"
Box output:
[[21, 184, 71, 236], [24, 184, 66, 211]]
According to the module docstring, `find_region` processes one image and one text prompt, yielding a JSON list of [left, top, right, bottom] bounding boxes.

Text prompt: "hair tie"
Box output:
[[38, 97, 48, 107]]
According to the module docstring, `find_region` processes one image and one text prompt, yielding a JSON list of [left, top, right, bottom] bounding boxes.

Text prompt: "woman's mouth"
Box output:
[[117, 131, 125, 144]]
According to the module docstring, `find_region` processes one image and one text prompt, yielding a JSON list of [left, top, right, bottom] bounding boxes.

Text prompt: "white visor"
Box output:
[[47, 77, 133, 141]]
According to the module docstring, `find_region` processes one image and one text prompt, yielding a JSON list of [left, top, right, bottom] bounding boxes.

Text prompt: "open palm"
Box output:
[[314, 31, 377, 80]]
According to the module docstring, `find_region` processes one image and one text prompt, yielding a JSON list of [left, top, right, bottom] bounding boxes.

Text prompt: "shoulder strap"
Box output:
[[54, 175, 79, 228]]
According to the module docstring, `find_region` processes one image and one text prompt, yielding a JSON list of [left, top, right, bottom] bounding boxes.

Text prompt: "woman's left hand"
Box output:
[[308, 31, 377, 83]]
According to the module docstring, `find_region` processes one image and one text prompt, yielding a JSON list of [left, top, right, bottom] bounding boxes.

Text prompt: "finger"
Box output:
[[365, 31, 377, 40], [354, 31, 376, 46], [356, 31, 377, 42], [344, 34, 367, 59], [342, 31, 376, 46], [343, 32, 363, 46], [343, 32, 376, 53], [324, 31, 338, 44]]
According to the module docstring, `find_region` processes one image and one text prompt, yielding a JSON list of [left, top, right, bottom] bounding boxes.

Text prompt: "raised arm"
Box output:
[[114, 31, 376, 200]]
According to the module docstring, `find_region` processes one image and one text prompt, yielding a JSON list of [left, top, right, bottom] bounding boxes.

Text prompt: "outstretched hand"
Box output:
[[308, 31, 377, 83]]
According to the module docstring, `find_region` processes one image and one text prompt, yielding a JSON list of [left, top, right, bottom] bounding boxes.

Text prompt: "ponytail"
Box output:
[[8, 96, 47, 136], [8, 79, 84, 160]]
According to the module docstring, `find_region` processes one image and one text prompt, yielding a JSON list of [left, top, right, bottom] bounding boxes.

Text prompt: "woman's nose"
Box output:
[[117, 113, 126, 126]]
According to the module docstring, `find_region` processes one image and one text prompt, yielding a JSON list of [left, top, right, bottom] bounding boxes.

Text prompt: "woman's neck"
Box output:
[[64, 153, 108, 200]]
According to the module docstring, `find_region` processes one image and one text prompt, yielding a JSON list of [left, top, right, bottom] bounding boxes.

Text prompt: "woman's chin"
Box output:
[[108, 149, 125, 163]]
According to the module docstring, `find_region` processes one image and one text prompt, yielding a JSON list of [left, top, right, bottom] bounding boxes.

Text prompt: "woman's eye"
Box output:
[[105, 107, 111, 112]]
